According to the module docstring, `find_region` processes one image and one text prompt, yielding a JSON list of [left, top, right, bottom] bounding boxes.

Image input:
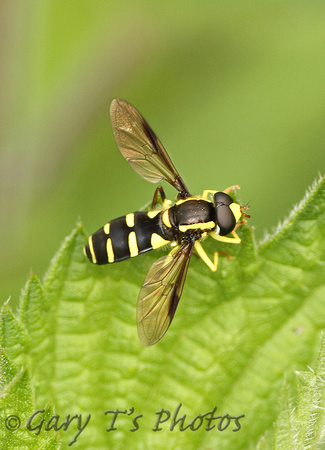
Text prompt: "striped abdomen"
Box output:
[[84, 211, 174, 265]]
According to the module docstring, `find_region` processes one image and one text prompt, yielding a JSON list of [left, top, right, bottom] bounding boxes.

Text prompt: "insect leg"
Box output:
[[194, 241, 219, 272], [151, 186, 173, 210], [209, 229, 241, 244], [223, 185, 241, 193], [152, 186, 166, 208], [201, 189, 218, 200]]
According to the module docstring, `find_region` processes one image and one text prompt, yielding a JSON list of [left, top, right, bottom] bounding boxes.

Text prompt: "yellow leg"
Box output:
[[201, 189, 218, 200], [194, 241, 219, 272], [201, 186, 240, 200], [209, 229, 241, 244]]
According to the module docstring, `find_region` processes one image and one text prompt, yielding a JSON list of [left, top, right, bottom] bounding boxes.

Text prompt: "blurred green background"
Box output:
[[1, 1, 324, 308]]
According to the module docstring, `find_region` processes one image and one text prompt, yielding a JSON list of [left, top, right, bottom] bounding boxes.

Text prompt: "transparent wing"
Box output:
[[137, 240, 194, 346], [110, 99, 189, 197]]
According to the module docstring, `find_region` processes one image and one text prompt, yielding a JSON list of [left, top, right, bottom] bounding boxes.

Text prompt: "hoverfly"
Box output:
[[84, 99, 249, 346]]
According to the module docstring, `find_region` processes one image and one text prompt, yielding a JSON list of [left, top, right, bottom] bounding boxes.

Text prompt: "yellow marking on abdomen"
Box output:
[[88, 236, 97, 264], [125, 213, 135, 227], [106, 238, 114, 263], [104, 223, 110, 234], [162, 209, 172, 228], [179, 221, 215, 233], [147, 210, 160, 219], [151, 233, 170, 249], [128, 231, 139, 257]]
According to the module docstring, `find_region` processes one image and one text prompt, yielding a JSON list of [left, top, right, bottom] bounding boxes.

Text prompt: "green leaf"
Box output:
[[0, 361, 60, 449], [0, 175, 324, 449], [272, 331, 325, 449], [0, 303, 29, 363]]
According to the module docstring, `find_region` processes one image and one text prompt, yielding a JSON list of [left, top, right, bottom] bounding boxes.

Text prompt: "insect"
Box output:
[[84, 99, 249, 346]]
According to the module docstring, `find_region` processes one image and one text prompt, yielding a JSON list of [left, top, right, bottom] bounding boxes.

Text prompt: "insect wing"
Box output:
[[110, 99, 189, 196], [137, 240, 194, 346]]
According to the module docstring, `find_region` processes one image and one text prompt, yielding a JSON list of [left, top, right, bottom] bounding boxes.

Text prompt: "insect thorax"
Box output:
[[170, 199, 216, 234]]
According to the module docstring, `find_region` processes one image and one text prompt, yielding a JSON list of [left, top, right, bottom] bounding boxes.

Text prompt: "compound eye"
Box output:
[[214, 192, 236, 236], [214, 192, 233, 206], [216, 205, 236, 236]]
